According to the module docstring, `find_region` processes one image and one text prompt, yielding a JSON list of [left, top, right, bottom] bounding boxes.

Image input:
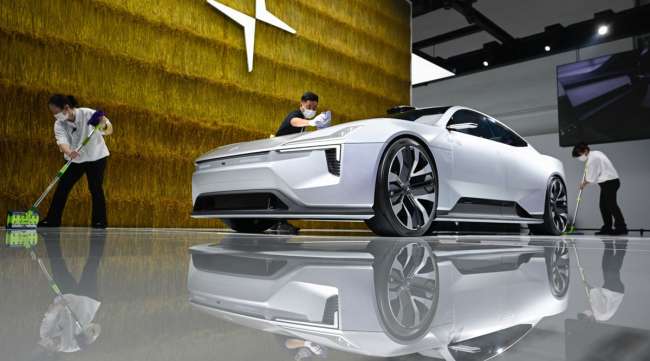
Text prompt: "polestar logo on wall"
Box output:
[[207, 0, 296, 72]]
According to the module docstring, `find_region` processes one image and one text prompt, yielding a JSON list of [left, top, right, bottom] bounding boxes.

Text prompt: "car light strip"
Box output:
[[277, 144, 341, 161]]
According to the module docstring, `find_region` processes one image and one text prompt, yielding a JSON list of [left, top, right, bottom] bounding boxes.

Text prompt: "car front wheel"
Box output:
[[366, 138, 438, 237]]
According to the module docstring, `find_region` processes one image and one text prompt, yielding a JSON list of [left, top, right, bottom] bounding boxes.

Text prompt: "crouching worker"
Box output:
[[272, 91, 331, 234], [38, 95, 113, 229]]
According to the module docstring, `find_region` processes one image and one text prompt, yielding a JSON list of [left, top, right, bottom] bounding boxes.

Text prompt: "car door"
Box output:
[[485, 117, 547, 209], [445, 109, 507, 208]]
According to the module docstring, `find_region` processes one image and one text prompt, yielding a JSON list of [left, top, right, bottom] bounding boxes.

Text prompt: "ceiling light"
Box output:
[[597, 25, 609, 36], [482, 61, 489, 67], [544, 45, 551, 52]]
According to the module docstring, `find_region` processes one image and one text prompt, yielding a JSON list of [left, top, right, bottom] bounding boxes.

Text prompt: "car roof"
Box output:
[[386, 106, 452, 121]]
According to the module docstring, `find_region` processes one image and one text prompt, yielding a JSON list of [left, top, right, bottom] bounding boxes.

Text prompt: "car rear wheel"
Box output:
[[221, 218, 276, 233], [366, 139, 438, 237], [373, 241, 439, 343], [530, 177, 568, 235]]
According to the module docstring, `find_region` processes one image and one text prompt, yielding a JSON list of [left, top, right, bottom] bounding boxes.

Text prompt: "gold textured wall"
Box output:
[[0, 0, 411, 227]]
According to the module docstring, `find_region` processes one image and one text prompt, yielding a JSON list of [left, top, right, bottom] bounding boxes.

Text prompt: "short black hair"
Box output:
[[572, 143, 590, 157], [300, 91, 318, 102], [49, 94, 79, 109]]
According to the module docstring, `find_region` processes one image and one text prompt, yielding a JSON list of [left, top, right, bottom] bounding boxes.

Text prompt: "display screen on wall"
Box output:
[[556, 48, 650, 146]]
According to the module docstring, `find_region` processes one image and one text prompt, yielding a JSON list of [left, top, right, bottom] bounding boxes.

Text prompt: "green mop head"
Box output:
[[6, 209, 39, 229]]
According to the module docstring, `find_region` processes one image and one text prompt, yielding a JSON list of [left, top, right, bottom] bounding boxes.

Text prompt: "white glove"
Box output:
[[308, 111, 331, 128]]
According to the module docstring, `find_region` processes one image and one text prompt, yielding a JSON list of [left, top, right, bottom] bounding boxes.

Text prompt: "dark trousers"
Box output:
[[602, 240, 627, 293], [598, 179, 626, 230], [45, 157, 108, 225], [43, 229, 106, 299]]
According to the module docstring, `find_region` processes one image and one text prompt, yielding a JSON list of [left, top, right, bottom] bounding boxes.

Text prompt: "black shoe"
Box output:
[[37, 219, 60, 228], [91, 222, 107, 229], [611, 228, 628, 235], [595, 226, 613, 235]]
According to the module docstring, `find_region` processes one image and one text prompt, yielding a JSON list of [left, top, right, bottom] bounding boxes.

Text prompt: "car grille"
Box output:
[[193, 193, 288, 212], [325, 149, 340, 176]]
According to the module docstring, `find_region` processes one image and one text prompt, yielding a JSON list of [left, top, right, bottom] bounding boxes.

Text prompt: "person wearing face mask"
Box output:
[[37, 94, 114, 229], [271, 92, 331, 234], [275, 91, 331, 137], [572, 143, 627, 235]]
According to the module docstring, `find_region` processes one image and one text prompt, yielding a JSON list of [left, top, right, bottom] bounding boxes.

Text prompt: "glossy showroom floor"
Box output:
[[1, 228, 649, 361]]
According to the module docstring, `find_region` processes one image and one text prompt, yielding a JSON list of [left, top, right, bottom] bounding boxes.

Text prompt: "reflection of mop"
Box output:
[[31, 248, 86, 332], [571, 242, 595, 315]]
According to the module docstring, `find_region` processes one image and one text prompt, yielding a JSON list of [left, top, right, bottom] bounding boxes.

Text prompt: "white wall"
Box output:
[[413, 39, 650, 230]]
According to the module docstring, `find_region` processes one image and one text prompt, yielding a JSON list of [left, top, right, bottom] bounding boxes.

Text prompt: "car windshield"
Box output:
[[387, 106, 451, 121]]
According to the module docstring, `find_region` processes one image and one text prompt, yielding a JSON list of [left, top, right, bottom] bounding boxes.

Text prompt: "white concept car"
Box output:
[[191, 106, 568, 236], [188, 238, 570, 361]]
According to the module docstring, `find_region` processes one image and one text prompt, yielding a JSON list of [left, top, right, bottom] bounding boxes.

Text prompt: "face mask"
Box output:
[[54, 112, 67, 122], [302, 108, 316, 119], [578, 154, 587, 162]]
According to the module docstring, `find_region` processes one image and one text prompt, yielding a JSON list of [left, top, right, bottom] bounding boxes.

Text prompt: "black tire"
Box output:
[[530, 176, 569, 235], [366, 138, 438, 237], [545, 240, 570, 298], [221, 218, 275, 233], [373, 241, 439, 343]]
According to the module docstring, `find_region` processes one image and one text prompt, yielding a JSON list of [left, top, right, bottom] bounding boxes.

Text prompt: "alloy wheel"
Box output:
[[387, 146, 436, 230], [387, 243, 437, 329], [549, 178, 568, 232], [548, 241, 570, 297]]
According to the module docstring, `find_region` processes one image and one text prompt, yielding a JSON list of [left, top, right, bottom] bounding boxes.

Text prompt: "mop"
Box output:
[[6, 113, 104, 229], [563, 166, 587, 235]]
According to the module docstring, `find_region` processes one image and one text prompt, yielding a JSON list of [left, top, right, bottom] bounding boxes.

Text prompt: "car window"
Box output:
[[486, 118, 528, 147], [448, 109, 494, 139]]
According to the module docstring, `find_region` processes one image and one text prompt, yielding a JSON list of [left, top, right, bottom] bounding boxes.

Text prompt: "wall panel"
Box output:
[[0, 0, 411, 227]]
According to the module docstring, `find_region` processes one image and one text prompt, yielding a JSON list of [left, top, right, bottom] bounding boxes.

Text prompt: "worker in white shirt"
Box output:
[[572, 143, 627, 235], [38, 95, 113, 228]]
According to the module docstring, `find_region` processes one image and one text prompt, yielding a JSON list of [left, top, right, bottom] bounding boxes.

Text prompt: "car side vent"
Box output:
[[325, 149, 340, 176], [322, 295, 339, 325]]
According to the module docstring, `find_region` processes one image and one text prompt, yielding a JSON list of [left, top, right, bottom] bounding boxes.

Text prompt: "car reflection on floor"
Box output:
[[188, 236, 570, 361]]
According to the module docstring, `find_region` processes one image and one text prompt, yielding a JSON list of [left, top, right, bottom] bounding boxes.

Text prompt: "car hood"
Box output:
[[194, 120, 376, 163]]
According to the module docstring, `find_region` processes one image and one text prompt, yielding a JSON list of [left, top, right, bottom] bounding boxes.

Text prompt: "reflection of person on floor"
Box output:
[[37, 230, 106, 354], [277, 336, 328, 361], [580, 240, 628, 321]]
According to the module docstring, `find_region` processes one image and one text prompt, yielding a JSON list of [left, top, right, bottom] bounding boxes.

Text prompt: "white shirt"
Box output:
[[585, 150, 619, 184], [39, 294, 101, 353], [585, 287, 624, 321], [54, 107, 111, 163]]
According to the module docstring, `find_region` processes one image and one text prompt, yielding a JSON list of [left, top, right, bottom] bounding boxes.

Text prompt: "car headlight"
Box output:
[[282, 125, 362, 147]]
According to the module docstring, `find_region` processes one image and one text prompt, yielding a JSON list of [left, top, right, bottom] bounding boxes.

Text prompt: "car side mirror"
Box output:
[[447, 123, 478, 131]]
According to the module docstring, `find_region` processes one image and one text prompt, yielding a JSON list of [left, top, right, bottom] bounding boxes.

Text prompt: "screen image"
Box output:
[[557, 48, 650, 146]]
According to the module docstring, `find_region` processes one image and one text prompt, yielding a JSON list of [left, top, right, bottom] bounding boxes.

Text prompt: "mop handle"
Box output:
[[569, 167, 588, 229], [31, 126, 99, 210], [30, 248, 85, 331], [571, 242, 596, 315]]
